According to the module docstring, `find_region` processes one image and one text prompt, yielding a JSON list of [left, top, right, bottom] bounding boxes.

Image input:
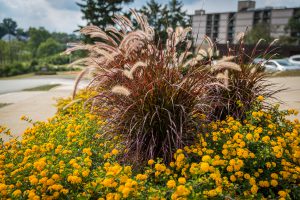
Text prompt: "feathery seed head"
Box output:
[[111, 86, 131, 96]]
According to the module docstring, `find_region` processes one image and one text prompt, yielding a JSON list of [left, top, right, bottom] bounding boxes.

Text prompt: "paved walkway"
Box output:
[[0, 85, 73, 141], [0, 76, 299, 142], [269, 76, 300, 120]]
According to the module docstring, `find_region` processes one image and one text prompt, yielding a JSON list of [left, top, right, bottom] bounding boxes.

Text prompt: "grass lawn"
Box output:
[[22, 84, 61, 91], [0, 103, 12, 108], [0, 71, 82, 80], [0, 73, 35, 80], [273, 70, 300, 77]]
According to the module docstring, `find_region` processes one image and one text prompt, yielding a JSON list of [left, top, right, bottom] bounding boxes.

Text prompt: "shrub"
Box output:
[[0, 62, 31, 77], [45, 54, 70, 65], [37, 38, 65, 58], [30, 59, 39, 67], [187, 98, 300, 199], [0, 92, 299, 199], [0, 91, 119, 199]]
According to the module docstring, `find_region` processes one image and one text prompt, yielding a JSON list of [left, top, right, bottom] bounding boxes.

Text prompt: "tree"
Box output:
[[37, 38, 65, 58], [245, 23, 273, 44], [0, 18, 18, 37], [139, 0, 190, 43], [0, 40, 9, 64], [284, 9, 300, 45], [28, 27, 51, 56], [2, 18, 17, 35], [140, 0, 168, 41], [168, 0, 190, 30], [0, 40, 29, 65], [77, 0, 133, 29], [0, 26, 6, 38], [51, 32, 78, 44], [15, 28, 28, 40], [140, 0, 163, 29]]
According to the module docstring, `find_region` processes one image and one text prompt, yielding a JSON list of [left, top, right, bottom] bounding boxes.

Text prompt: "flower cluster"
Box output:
[[0, 93, 299, 199]]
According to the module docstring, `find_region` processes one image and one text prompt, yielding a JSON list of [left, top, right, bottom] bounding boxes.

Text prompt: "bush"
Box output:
[[45, 54, 70, 65], [30, 59, 39, 67], [0, 62, 31, 77], [0, 92, 299, 199], [37, 38, 65, 58]]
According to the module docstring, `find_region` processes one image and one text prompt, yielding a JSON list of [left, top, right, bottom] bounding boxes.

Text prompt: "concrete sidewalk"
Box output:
[[269, 76, 300, 120], [0, 86, 73, 141], [0, 76, 299, 142]]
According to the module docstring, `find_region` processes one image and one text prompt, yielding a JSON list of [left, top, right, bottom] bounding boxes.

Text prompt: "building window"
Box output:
[[253, 11, 261, 25], [206, 14, 213, 37], [262, 10, 271, 24], [227, 13, 235, 43], [212, 14, 220, 41]]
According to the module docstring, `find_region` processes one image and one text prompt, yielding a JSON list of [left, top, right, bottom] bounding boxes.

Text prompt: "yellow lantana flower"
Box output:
[[167, 180, 176, 188], [257, 96, 264, 101], [178, 177, 186, 184], [148, 159, 154, 165]]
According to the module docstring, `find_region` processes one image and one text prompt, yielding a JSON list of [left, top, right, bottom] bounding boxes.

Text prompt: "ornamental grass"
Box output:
[[66, 10, 242, 163], [209, 36, 282, 121]]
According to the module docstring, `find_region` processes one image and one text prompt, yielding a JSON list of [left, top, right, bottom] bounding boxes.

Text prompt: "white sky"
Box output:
[[0, 0, 299, 33]]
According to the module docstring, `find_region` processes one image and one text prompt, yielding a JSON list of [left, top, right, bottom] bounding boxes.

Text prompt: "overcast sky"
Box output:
[[0, 0, 299, 33]]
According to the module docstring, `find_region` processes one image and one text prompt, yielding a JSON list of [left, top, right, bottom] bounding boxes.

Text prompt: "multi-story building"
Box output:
[[192, 0, 300, 45]]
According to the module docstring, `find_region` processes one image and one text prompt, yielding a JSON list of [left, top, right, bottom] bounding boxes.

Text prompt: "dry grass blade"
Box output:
[[73, 68, 89, 99]]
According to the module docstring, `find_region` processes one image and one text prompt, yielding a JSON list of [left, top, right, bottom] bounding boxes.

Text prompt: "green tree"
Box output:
[[28, 27, 51, 57], [37, 38, 64, 58], [139, 0, 190, 43], [15, 28, 28, 40], [140, 0, 168, 41], [0, 40, 9, 64], [283, 9, 300, 45], [1, 18, 17, 34], [77, 0, 133, 29], [0, 40, 29, 65], [0, 18, 18, 37], [51, 32, 78, 44], [0, 26, 6, 38], [168, 0, 190, 29], [140, 0, 163, 29], [245, 23, 273, 44]]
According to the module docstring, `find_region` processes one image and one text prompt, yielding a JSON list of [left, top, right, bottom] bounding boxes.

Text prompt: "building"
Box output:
[[192, 1, 300, 45], [1, 34, 17, 42], [1, 33, 29, 42]]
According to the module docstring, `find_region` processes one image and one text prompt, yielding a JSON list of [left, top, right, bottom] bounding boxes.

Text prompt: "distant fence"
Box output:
[[216, 44, 300, 57]]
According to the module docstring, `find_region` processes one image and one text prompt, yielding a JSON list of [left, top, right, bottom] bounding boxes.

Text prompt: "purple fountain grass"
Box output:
[[66, 10, 271, 164]]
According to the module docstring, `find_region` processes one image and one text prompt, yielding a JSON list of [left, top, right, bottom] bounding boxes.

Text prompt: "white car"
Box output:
[[253, 58, 266, 64], [262, 59, 300, 71], [289, 55, 300, 65]]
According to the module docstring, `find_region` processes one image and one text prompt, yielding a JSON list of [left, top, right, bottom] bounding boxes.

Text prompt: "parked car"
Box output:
[[262, 59, 300, 71], [253, 58, 266, 64], [289, 55, 300, 65]]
